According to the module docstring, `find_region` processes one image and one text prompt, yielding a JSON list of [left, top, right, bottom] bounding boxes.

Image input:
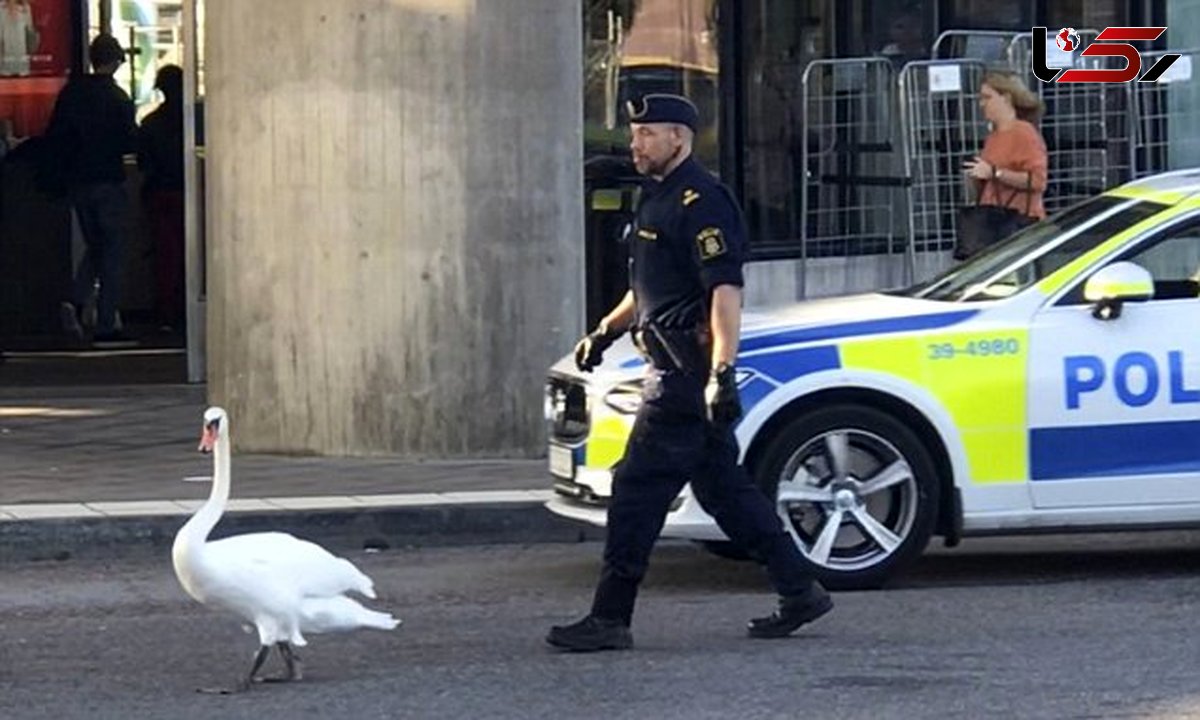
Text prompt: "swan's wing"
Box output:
[[205, 532, 376, 599], [299, 596, 400, 633]]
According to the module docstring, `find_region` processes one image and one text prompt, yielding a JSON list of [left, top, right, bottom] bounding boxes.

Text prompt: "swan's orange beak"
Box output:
[[199, 424, 217, 453]]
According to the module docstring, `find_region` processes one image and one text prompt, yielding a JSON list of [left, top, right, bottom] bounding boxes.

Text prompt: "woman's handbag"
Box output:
[[954, 174, 1033, 261]]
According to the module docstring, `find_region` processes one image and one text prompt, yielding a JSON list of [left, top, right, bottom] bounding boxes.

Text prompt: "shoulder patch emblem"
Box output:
[[682, 188, 701, 206], [696, 227, 726, 260]]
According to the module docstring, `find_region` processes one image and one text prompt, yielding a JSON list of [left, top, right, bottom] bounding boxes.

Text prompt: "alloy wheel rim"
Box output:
[[774, 428, 918, 572]]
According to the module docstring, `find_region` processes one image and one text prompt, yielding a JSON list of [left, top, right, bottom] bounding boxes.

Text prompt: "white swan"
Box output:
[[173, 406, 400, 692]]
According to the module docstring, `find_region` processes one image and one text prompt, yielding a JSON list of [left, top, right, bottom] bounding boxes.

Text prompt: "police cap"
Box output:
[[625, 93, 699, 131]]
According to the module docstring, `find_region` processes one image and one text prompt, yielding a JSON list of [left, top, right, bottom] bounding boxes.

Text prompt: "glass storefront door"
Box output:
[[584, 0, 720, 167], [87, 0, 204, 380], [581, 0, 720, 326]]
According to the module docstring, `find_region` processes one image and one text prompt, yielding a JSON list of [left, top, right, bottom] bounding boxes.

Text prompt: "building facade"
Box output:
[[0, 0, 1196, 457]]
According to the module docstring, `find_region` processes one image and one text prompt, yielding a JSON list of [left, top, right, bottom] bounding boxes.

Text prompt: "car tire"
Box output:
[[752, 403, 940, 590]]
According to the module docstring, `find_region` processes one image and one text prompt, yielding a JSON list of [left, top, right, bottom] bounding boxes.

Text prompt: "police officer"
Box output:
[[547, 94, 833, 652]]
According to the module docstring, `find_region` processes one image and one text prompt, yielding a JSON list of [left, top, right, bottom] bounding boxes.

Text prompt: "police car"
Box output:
[[545, 169, 1200, 590]]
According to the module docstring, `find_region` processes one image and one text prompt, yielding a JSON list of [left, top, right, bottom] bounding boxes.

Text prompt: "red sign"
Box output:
[[1032, 26, 1182, 84], [2, 0, 72, 78], [0, 0, 72, 137]]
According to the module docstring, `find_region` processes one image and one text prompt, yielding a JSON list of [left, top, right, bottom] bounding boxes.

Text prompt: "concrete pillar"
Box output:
[[205, 0, 583, 456]]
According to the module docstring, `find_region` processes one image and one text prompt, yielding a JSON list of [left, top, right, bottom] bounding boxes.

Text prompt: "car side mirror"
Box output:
[[1083, 261, 1154, 320]]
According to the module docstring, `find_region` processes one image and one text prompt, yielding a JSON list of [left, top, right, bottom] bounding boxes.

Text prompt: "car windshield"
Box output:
[[897, 196, 1169, 302]]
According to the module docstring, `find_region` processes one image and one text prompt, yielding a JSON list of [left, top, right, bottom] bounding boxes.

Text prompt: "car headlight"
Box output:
[[543, 387, 559, 423], [545, 378, 589, 441]]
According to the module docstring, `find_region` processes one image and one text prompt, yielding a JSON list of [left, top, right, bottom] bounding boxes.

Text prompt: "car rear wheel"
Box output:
[[753, 404, 939, 590]]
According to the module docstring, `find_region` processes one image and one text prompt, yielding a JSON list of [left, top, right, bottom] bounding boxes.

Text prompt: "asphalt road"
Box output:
[[6, 533, 1200, 720]]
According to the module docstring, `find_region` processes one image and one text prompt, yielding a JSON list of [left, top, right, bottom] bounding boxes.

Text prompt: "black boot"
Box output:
[[546, 615, 633, 652], [747, 584, 833, 639]]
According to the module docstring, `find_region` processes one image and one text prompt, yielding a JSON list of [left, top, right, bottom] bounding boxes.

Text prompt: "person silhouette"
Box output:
[[47, 34, 136, 345], [137, 64, 186, 334]]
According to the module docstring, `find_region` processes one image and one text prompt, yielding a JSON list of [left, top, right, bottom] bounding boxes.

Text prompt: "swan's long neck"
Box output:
[[180, 429, 230, 546]]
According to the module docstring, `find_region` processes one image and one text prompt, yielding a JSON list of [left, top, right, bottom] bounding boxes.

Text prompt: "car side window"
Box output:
[[1123, 222, 1200, 300], [1059, 218, 1200, 304]]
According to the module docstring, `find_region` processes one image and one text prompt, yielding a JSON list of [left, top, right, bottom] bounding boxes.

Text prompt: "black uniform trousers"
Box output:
[[590, 368, 816, 625]]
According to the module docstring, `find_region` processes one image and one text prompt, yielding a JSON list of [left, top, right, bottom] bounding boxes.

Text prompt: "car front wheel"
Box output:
[[753, 404, 940, 590]]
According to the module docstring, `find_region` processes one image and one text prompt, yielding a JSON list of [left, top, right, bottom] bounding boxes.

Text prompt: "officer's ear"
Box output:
[[674, 124, 694, 146]]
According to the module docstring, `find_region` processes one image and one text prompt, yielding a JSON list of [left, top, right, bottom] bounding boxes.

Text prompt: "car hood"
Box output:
[[740, 292, 969, 338], [549, 293, 972, 385]]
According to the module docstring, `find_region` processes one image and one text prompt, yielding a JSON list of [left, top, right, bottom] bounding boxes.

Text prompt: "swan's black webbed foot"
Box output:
[[198, 644, 273, 692], [261, 642, 303, 683], [197, 642, 303, 691]]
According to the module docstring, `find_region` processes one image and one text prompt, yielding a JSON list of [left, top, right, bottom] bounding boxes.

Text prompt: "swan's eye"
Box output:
[[206, 418, 221, 432]]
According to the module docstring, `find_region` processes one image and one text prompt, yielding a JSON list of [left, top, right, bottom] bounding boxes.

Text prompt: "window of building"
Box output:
[[853, 0, 936, 67], [88, 0, 197, 122], [1043, 0, 1126, 34], [734, 0, 1145, 258], [939, 0, 1031, 31], [583, 0, 719, 170], [739, 0, 825, 251], [0, 0, 76, 138], [740, 0, 929, 255]]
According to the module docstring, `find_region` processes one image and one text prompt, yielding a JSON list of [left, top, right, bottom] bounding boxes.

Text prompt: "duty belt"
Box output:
[[632, 320, 710, 375]]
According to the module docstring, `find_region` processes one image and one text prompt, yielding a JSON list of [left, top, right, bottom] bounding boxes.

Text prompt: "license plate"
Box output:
[[549, 444, 574, 479]]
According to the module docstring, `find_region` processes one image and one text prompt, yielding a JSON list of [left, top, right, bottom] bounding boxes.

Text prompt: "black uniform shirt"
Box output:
[[45, 74, 135, 187], [137, 103, 184, 192], [629, 156, 745, 329]]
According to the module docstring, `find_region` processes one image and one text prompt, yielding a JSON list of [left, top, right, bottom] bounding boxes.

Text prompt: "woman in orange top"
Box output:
[[962, 70, 1048, 222]]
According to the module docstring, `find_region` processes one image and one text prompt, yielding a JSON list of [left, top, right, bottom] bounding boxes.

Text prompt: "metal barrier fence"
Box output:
[[798, 58, 910, 293], [1008, 29, 1125, 211], [1128, 49, 1200, 178], [897, 59, 988, 255], [932, 29, 1023, 64], [935, 29, 1121, 213], [787, 31, 1200, 295]]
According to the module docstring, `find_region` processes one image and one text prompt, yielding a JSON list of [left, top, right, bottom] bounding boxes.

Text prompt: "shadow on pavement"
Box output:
[[0, 348, 188, 387]]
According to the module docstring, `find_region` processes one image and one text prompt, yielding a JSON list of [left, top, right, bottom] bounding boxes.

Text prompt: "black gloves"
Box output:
[[574, 323, 618, 373], [706, 361, 742, 425]]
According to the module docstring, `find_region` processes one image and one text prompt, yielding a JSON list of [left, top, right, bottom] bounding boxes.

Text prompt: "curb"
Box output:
[[0, 501, 605, 564]]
